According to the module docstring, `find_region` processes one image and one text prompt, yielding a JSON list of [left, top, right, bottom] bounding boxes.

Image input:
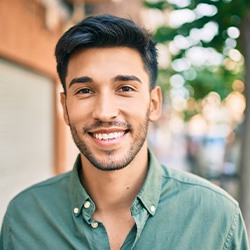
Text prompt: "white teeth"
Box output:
[[103, 134, 109, 140], [108, 133, 114, 139], [93, 132, 124, 141]]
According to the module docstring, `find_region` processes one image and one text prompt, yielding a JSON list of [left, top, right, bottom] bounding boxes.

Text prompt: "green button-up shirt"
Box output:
[[1, 151, 249, 249]]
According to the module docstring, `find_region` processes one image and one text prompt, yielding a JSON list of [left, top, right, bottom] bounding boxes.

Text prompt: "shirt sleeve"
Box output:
[[224, 207, 249, 250], [0, 212, 13, 250]]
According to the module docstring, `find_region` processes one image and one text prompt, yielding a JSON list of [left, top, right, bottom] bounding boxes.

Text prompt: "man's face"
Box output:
[[61, 47, 162, 171]]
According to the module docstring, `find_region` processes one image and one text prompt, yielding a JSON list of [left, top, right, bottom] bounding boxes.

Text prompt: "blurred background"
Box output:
[[0, 0, 249, 239]]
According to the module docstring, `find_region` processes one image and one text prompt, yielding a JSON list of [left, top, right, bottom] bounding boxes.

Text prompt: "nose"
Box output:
[[92, 93, 119, 121]]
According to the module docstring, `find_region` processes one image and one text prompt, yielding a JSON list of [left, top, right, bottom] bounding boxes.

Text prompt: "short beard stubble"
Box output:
[[67, 108, 150, 171]]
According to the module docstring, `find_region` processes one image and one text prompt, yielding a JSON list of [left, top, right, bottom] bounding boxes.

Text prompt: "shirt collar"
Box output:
[[135, 150, 163, 216], [68, 150, 163, 217], [68, 155, 92, 217]]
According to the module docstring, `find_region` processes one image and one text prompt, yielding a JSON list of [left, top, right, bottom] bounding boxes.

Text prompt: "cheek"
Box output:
[[121, 99, 150, 120], [119, 91, 150, 108], [66, 101, 92, 124]]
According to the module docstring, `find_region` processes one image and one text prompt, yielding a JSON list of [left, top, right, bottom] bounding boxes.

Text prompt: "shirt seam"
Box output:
[[162, 174, 238, 205], [223, 204, 239, 249], [5, 211, 14, 250]]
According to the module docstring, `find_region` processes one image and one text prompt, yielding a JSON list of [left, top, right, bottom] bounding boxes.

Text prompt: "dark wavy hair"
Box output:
[[55, 14, 158, 91]]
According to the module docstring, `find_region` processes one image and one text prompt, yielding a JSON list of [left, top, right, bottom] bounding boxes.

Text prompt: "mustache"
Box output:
[[83, 120, 132, 132]]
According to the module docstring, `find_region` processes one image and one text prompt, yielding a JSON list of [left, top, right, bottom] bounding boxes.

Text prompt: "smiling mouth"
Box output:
[[90, 131, 127, 141]]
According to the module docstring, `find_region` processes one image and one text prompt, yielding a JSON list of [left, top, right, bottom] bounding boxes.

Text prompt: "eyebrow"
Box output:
[[112, 75, 142, 83], [69, 76, 93, 88]]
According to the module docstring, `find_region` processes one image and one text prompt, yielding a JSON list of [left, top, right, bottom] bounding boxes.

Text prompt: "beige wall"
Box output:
[[0, 0, 69, 173]]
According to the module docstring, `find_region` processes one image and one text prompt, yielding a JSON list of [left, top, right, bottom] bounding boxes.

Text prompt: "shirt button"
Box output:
[[150, 205, 156, 213], [91, 221, 99, 228], [73, 207, 79, 214], [84, 201, 91, 209]]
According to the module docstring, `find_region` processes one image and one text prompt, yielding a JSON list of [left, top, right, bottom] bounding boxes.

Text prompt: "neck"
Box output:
[[80, 146, 148, 212]]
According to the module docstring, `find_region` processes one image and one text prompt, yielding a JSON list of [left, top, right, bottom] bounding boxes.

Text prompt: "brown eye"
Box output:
[[120, 86, 134, 92], [76, 88, 93, 95]]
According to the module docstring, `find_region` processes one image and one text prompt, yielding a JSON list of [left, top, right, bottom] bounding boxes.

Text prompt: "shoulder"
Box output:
[[1, 172, 74, 248], [158, 166, 249, 248], [160, 165, 239, 209], [7, 171, 71, 211], [158, 166, 241, 235], [145, 164, 249, 249]]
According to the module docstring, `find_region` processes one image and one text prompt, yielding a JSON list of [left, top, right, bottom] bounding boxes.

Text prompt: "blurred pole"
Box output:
[[239, 8, 250, 239], [72, 1, 86, 21], [64, 0, 86, 30]]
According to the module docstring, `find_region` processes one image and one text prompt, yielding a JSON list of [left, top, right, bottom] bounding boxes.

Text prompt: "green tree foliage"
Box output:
[[144, 0, 248, 115]]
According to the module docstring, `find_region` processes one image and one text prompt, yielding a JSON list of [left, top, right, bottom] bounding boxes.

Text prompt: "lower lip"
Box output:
[[90, 133, 127, 147]]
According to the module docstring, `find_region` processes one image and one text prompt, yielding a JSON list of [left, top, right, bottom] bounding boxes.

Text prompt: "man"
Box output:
[[1, 14, 249, 250]]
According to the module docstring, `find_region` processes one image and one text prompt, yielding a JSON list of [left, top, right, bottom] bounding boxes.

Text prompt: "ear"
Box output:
[[149, 86, 162, 122], [60, 92, 70, 126]]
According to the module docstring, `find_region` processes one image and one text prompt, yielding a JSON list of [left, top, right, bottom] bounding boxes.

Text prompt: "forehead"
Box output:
[[68, 47, 144, 69], [66, 47, 149, 84]]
